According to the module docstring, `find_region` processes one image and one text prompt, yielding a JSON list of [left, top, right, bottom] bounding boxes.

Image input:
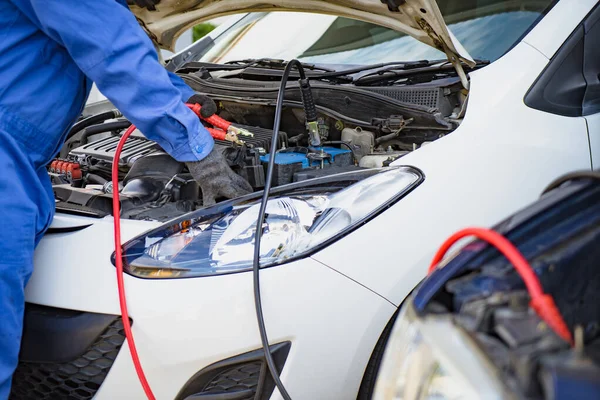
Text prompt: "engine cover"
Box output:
[[70, 133, 158, 165]]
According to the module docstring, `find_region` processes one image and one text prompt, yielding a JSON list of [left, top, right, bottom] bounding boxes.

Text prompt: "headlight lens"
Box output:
[[120, 167, 422, 278], [373, 303, 508, 400]]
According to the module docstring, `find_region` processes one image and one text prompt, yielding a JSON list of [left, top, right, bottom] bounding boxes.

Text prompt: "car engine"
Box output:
[[49, 72, 465, 221]]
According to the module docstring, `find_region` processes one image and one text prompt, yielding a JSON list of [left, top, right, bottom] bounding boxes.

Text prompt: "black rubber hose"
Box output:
[[67, 110, 122, 140], [542, 170, 600, 194], [86, 173, 108, 185], [253, 60, 307, 400], [80, 121, 132, 145], [375, 130, 402, 146]]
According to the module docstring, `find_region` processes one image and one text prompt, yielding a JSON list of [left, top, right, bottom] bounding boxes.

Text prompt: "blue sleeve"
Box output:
[[168, 71, 196, 102], [12, 0, 213, 162]]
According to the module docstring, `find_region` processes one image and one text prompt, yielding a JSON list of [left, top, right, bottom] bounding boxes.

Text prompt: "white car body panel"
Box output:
[[27, 217, 161, 313], [26, 0, 599, 399], [521, 0, 597, 59], [91, 258, 395, 399], [585, 113, 600, 169]]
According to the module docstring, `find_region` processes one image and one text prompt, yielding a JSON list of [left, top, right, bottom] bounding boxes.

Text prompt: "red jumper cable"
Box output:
[[112, 123, 154, 399], [111, 104, 251, 399], [427, 227, 573, 344]]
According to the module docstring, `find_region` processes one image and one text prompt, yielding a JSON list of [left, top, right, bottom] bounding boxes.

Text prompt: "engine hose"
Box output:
[[375, 130, 401, 146], [252, 61, 307, 400], [86, 173, 108, 185], [67, 109, 122, 140], [428, 227, 573, 344], [80, 120, 132, 145]]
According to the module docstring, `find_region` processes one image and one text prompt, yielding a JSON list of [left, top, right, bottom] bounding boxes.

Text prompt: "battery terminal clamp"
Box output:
[[187, 103, 254, 145]]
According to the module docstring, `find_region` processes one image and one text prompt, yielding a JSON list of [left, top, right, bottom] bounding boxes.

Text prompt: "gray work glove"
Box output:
[[187, 94, 218, 118], [187, 148, 253, 206]]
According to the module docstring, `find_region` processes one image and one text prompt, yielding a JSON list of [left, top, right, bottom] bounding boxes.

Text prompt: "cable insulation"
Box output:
[[252, 61, 306, 400], [112, 125, 156, 400]]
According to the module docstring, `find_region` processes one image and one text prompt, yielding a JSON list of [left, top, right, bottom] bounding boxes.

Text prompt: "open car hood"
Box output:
[[130, 0, 474, 68]]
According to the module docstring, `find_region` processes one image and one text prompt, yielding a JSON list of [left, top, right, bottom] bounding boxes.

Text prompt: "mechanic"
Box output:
[[0, 0, 252, 397]]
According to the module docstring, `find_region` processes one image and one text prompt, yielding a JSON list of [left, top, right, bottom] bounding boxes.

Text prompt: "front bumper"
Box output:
[[26, 218, 396, 399], [11, 306, 125, 400], [11, 305, 292, 400]]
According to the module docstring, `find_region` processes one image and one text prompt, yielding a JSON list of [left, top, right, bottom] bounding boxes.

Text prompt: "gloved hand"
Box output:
[[186, 148, 253, 206], [128, 0, 161, 11], [187, 94, 218, 119]]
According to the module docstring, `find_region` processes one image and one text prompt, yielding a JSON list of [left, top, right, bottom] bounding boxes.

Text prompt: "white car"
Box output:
[[14, 0, 600, 399]]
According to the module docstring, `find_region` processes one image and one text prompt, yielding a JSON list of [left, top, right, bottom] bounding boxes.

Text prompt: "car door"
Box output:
[[583, 9, 600, 168], [525, 2, 600, 168]]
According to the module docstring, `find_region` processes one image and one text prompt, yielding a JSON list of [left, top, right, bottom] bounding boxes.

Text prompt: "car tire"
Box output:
[[356, 308, 400, 400]]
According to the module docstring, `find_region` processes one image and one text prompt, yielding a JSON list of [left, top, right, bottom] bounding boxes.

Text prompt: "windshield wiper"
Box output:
[[176, 58, 488, 86], [177, 60, 354, 83], [353, 59, 490, 86], [306, 59, 445, 80], [225, 58, 336, 73], [179, 58, 437, 75]]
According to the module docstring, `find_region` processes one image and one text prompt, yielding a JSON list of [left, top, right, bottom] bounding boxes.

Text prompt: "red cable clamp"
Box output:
[[186, 103, 253, 144]]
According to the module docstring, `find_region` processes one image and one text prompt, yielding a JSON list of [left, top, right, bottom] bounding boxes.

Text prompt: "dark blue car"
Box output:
[[373, 171, 600, 400]]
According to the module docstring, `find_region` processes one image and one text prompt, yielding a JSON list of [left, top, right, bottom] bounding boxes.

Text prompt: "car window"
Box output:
[[195, 0, 555, 66], [525, 4, 600, 117]]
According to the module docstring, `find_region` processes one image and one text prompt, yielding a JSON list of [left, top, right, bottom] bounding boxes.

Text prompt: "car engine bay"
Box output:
[[49, 68, 466, 222]]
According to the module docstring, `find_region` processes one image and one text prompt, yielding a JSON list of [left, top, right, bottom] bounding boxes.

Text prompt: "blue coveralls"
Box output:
[[0, 1, 214, 396]]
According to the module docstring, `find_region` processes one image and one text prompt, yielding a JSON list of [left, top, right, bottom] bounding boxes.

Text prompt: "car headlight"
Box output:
[[119, 167, 422, 278], [373, 302, 509, 400]]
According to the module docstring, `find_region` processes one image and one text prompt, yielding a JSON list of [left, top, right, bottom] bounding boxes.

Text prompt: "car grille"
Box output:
[[10, 318, 125, 400], [366, 86, 453, 115], [176, 342, 290, 400], [202, 361, 261, 399]]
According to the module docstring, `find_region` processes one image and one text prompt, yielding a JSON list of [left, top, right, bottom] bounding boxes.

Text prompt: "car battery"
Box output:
[[260, 147, 352, 186], [293, 165, 364, 182]]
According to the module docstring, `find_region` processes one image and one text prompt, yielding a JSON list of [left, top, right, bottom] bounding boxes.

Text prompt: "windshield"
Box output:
[[196, 0, 554, 66]]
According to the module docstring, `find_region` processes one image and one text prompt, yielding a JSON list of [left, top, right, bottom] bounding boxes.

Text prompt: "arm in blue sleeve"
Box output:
[[168, 71, 196, 102], [14, 0, 212, 162]]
